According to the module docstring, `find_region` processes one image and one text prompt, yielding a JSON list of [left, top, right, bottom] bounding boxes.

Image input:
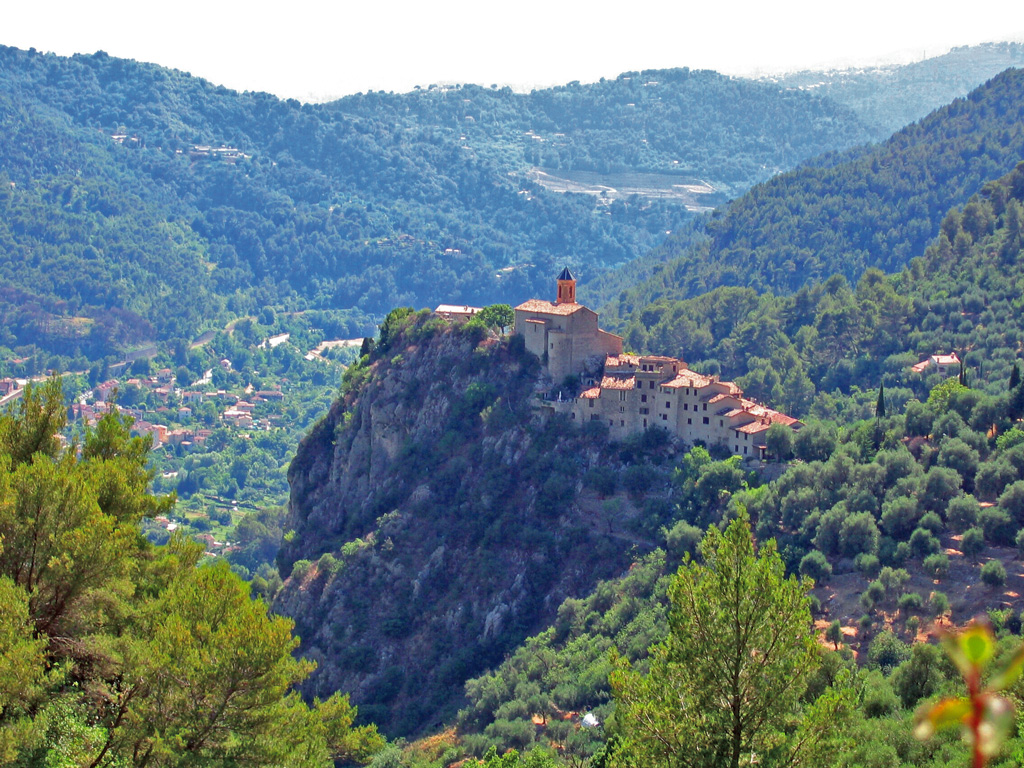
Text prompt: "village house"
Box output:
[[910, 352, 961, 378], [516, 271, 801, 458], [435, 304, 483, 322]]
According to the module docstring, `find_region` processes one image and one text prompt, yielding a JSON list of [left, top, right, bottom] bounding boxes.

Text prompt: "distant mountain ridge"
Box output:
[[770, 41, 1024, 139]]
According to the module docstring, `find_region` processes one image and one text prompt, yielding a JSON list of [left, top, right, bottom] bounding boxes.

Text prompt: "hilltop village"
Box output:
[[513, 269, 802, 459]]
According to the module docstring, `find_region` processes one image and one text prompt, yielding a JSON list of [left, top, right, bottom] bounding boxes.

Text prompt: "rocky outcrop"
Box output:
[[275, 314, 647, 736]]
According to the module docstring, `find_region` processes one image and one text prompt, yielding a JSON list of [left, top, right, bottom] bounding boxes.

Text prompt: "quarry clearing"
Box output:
[[527, 168, 724, 211]]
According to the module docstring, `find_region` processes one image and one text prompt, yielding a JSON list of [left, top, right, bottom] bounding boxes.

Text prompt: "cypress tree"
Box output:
[[1010, 362, 1021, 392], [875, 382, 886, 420]]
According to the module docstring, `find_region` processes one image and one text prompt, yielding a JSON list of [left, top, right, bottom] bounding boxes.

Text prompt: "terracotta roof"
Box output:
[[707, 393, 740, 405], [605, 354, 643, 368], [600, 375, 635, 390], [933, 353, 960, 365], [515, 299, 587, 316], [662, 372, 713, 389], [579, 387, 601, 399], [910, 361, 930, 372], [736, 421, 771, 435]]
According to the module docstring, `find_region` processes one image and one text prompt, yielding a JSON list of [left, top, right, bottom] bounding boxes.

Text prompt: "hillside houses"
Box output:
[[518, 271, 801, 458]]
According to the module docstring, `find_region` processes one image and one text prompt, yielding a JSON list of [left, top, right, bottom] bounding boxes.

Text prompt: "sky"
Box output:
[[5, 1, 1024, 102]]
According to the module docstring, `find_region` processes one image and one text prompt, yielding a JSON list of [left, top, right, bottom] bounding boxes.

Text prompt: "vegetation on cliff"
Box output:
[[0, 380, 383, 766]]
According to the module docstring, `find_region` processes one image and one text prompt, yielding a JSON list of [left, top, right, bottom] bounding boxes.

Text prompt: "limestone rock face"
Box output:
[[275, 317, 640, 737]]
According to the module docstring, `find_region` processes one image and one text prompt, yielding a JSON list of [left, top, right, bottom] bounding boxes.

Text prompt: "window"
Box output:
[[590, 414, 600, 421], [619, 391, 627, 401], [550, 343, 554, 349], [641, 394, 647, 402], [571, 413, 576, 419], [620, 406, 625, 413], [665, 401, 671, 409], [720, 420, 723, 427], [661, 414, 668, 421], [703, 417, 709, 425], [744, 446, 748, 455], [684, 403, 689, 410], [687, 418, 692, 425], [649, 381, 655, 389], [589, 400, 594, 408], [621, 420, 625, 426], [643, 418, 648, 428], [703, 403, 707, 411], [640, 407, 649, 415]]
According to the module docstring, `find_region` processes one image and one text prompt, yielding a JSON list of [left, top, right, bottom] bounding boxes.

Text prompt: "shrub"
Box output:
[[855, 552, 881, 578], [960, 527, 986, 559], [917, 511, 944, 535], [880, 496, 920, 540], [998, 480, 1024, 524], [922, 553, 949, 579], [897, 592, 924, 612], [862, 671, 900, 717], [930, 591, 949, 617], [979, 507, 1016, 546], [1016, 528, 1024, 558], [909, 527, 941, 558], [840, 511, 880, 557], [799, 551, 833, 583], [878, 567, 910, 594], [945, 494, 980, 531], [981, 559, 1007, 588], [867, 631, 911, 673], [864, 580, 885, 605]]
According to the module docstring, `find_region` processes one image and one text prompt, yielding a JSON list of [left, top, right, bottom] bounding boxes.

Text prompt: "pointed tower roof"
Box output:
[[558, 266, 575, 281]]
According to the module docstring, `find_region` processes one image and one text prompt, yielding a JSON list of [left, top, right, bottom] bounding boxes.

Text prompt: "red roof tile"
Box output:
[[515, 299, 588, 316]]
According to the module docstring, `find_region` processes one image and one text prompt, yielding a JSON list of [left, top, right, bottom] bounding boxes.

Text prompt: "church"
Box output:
[[512, 267, 624, 382], [514, 270, 801, 459]]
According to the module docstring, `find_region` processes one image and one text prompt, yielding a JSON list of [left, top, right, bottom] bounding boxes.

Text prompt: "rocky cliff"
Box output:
[[275, 312, 651, 736]]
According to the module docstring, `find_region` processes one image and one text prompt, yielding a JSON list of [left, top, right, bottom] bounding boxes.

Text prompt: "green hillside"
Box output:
[[0, 45, 882, 368], [606, 67, 1024, 324]]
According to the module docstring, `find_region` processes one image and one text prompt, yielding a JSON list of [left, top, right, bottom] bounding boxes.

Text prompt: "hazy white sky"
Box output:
[[6, 1, 1024, 101]]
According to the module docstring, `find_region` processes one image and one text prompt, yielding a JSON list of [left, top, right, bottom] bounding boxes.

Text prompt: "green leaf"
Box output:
[[988, 642, 1024, 691], [914, 697, 971, 739], [960, 624, 995, 666]]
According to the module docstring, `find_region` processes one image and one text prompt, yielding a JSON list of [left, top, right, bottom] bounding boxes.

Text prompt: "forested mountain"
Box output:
[[606, 66, 1024, 324], [0, 45, 883, 367], [771, 41, 1024, 140]]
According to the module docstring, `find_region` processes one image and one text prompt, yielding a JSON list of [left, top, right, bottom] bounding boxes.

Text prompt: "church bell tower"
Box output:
[[556, 266, 576, 305]]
